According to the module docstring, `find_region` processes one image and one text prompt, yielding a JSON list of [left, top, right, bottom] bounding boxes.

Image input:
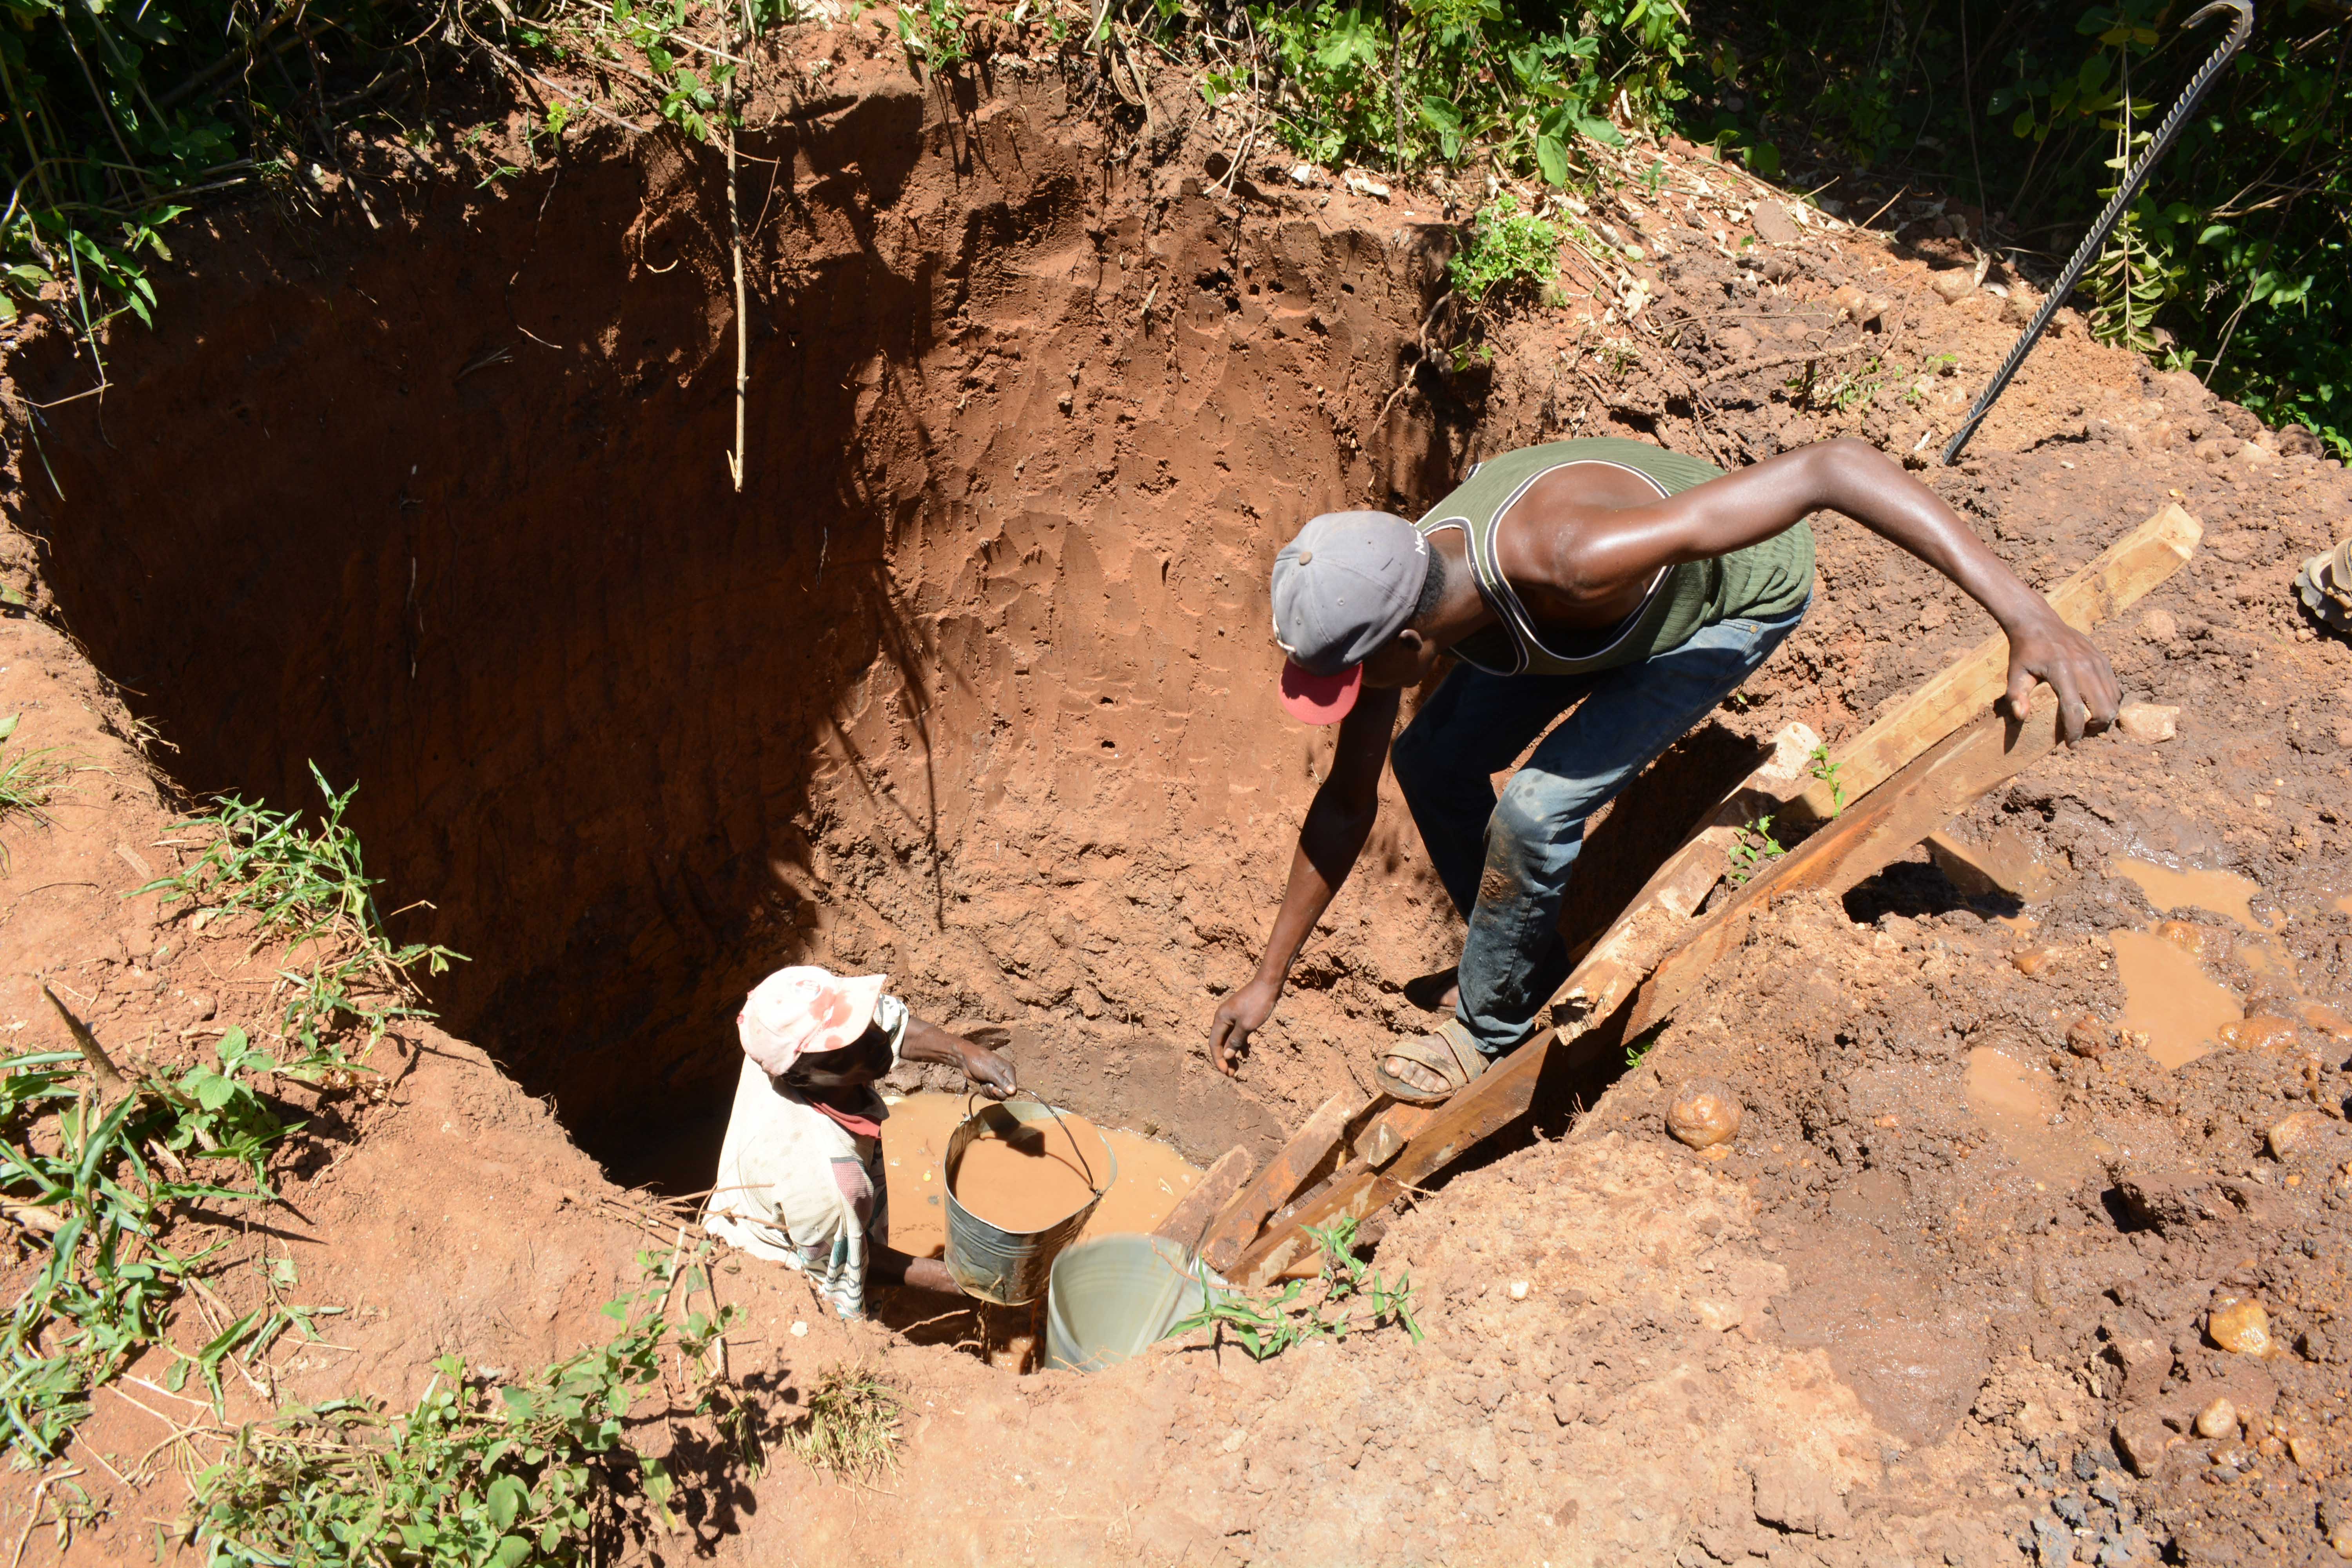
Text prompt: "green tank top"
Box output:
[[1417, 438, 1814, 678]]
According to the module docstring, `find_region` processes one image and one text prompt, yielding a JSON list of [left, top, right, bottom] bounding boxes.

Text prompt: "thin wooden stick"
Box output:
[[724, 38, 748, 492]]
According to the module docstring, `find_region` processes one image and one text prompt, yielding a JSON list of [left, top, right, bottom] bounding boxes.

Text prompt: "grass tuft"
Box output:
[[791, 1361, 902, 1483], [0, 713, 71, 868], [138, 764, 465, 1064]]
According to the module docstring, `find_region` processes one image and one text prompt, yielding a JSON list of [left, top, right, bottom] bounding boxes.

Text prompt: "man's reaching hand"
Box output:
[[2001, 608, 2122, 743], [1208, 976, 1280, 1078]]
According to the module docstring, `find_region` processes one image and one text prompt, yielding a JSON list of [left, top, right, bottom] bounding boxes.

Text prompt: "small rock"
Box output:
[[1288, 163, 1315, 186], [1694, 1298, 1743, 1333], [2114, 1408, 2174, 1476], [2218, 1014, 2297, 1053], [1932, 269, 1978, 304], [2066, 1015, 2112, 1059], [2207, 1296, 2273, 1357], [1667, 1078, 1742, 1149], [1508, 1279, 1529, 1301], [790, 1320, 810, 1338], [1751, 202, 1801, 245], [1342, 170, 1392, 201], [2266, 1110, 2328, 1160], [2154, 920, 2205, 956], [1751, 1454, 1849, 1537], [2103, 1332, 2170, 1401], [2194, 1396, 2238, 1439], [2140, 609, 2179, 643], [2116, 702, 2178, 743], [2011, 946, 2062, 976], [2003, 287, 2041, 326], [1548, 1373, 1584, 1426], [187, 991, 218, 1021]]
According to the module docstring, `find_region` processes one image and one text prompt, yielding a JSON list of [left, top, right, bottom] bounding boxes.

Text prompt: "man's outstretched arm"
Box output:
[[1209, 684, 1401, 1076], [1550, 437, 2123, 739]]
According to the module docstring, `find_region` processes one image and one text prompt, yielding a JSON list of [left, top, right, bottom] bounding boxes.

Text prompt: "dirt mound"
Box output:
[[2, 22, 2350, 1567]]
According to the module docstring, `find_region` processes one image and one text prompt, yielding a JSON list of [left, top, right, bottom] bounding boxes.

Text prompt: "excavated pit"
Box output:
[[6, 74, 1755, 1189]]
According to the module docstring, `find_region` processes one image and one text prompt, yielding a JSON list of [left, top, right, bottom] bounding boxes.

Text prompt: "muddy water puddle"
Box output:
[[2112, 855, 2271, 930], [880, 1093, 1201, 1258], [2111, 929, 2243, 1069], [1962, 1045, 2105, 1184]]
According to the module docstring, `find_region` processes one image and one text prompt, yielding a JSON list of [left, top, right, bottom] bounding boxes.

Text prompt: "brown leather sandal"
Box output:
[[1372, 1018, 1492, 1107]]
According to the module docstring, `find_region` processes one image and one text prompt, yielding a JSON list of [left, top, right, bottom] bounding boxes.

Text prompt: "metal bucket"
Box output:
[[942, 1100, 1114, 1306], [1044, 1233, 1225, 1373]]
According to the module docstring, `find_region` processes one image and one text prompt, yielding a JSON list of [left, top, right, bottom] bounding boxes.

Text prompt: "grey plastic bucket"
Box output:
[[942, 1100, 1114, 1306], [1044, 1234, 1224, 1373]]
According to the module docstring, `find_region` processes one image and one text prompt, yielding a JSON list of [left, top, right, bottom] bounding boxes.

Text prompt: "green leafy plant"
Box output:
[[0, 1009, 319, 1461], [1624, 1022, 1665, 1070], [1726, 813, 1784, 885], [1167, 1216, 1422, 1361], [1229, 0, 1672, 187], [1788, 354, 1883, 415], [189, 1247, 745, 1565], [1806, 744, 1846, 815], [790, 1361, 901, 1482], [1699, 0, 2351, 454], [1448, 192, 1560, 301], [138, 765, 466, 1058], [894, 0, 971, 69]]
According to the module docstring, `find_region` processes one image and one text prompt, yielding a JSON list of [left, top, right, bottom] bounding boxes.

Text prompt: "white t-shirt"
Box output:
[[704, 995, 905, 1319]]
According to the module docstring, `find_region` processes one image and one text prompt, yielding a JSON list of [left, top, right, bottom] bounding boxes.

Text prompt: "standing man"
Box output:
[[1208, 436, 2120, 1103]]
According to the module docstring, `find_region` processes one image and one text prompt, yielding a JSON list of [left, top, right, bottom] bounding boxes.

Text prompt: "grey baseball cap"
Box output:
[[1269, 510, 1428, 686]]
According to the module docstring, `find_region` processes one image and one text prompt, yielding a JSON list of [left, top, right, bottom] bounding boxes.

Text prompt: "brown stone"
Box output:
[[2140, 609, 2180, 643], [2116, 702, 2179, 744], [1931, 269, 1977, 304], [2268, 1110, 2332, 1160], [2066, 1015, 2112, 1059], [2103, 1331, 2171, 1401], [1666, 1078, 1742, 1149], [2194, 1395, 2239, 1439], [1751, 1454, 1849, 1538], [1547, 1372, 1584, 1426], [2208, 1296, 2274, 1357], [2114, 1408, 2177, 1475], [2218, 1014, 2298, 1053], [1752, 202, 1801, 245]]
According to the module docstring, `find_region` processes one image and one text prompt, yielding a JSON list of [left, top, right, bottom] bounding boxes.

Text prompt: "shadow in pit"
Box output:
[[1842, 855, 2024, 926]]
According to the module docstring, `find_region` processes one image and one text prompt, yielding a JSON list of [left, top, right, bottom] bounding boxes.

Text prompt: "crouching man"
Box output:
[[1209, 436, 2122, 1104], [705, 965, 1016, 1318]]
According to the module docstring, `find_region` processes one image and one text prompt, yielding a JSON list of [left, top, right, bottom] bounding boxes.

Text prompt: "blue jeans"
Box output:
[[1389, 601, 1808, 1056]]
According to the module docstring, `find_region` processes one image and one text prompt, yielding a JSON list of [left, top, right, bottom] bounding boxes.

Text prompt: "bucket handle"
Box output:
[[965, 1087, 1107, 1197]]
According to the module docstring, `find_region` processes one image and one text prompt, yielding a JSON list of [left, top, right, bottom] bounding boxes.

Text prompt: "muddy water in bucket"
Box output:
[[881, 1095, 1203, 1258], [931, 1100, 1117, 1306]]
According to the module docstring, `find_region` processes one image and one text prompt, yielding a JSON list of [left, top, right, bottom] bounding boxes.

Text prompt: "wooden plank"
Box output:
[[1151, 1145, 1254, 1253], [1623, 684, 2070, 1037], [1198, 1090, 1363, 1275], [1230, 725, 1827, 1286], [1548, 722, 1822, 1042], [1238, 693, 2073, 1285], [1784, 502, 2198, 824]]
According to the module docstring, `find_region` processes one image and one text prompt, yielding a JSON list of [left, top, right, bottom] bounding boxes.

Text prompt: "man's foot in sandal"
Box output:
[[1373, 1017, 1493, 1106]]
